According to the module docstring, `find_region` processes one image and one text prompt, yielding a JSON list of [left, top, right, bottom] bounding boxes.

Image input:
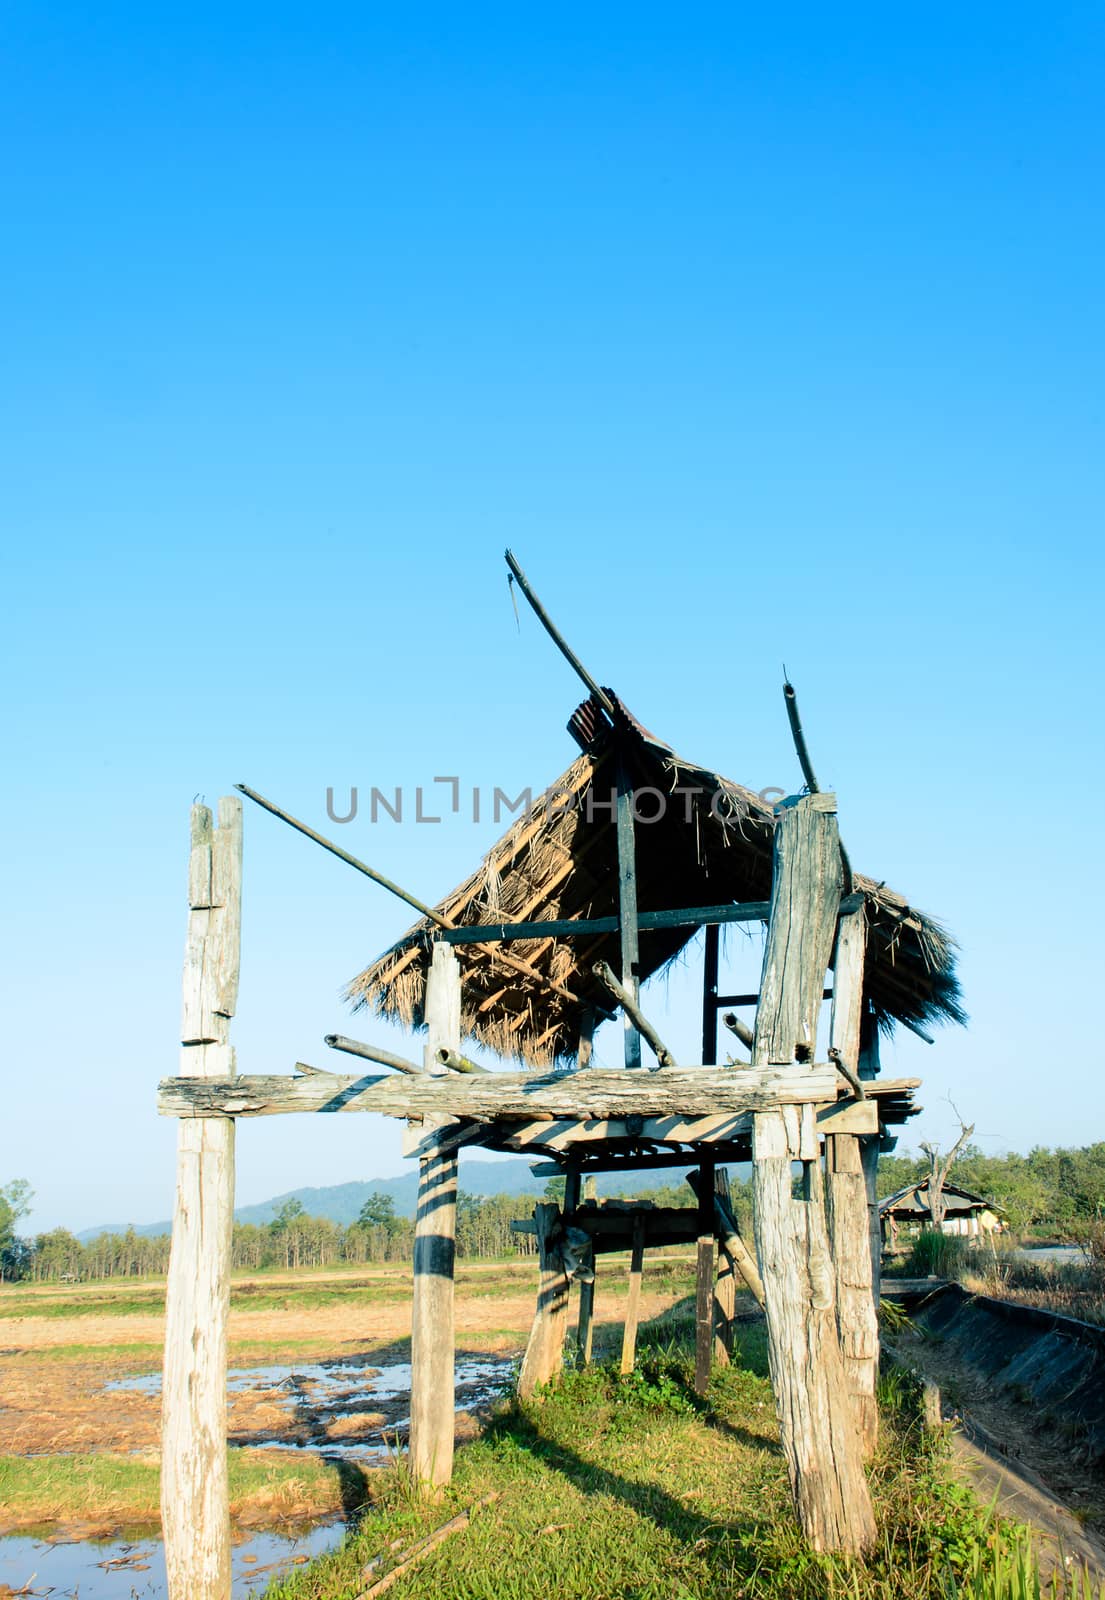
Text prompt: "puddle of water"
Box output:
[[104, 1357, 513, 1459], [0, 1522, 344, 1599]]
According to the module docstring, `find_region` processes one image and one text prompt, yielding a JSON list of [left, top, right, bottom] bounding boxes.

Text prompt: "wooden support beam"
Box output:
[[615, 745, 642, 1069], [713, 1173, 738, 1366], [751, 794, 876, 1556], [577, 1008, 595, 1069], [619, 1215, 646, 1374], [686, 1167, 766, 1309], [701, 923, 720, 1065], [576, 1271, 596, 1365], [158, 1062, 839, 1121], [437, 897, 864, 946], [162, 798, 241, 1600], [694, 1168, 715, 1396], [518, 1204, 571, 1397], [826, 908, 880, 1459], [410, 942, 460, 1494]]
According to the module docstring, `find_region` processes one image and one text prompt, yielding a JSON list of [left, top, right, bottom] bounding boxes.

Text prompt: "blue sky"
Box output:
[[2, 4, 1102, 1231]]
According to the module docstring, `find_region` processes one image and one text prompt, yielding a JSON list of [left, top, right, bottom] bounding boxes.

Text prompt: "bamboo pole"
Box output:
[[593, 960, 676, 1068], [162, 798, 241, 1600]]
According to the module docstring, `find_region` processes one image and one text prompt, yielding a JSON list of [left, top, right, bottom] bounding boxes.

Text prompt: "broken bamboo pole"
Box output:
[[593, 960, 676, 1068], [325, 1034, 423, 1075]]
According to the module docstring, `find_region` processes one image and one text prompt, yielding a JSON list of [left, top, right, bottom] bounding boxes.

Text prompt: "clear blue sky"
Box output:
[[2, 4, 1102, 1232]]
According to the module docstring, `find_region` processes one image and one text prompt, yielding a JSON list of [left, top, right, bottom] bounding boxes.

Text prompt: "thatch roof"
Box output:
[[347, 693, 964, 1067], [880, 1183, 1000, 1219]]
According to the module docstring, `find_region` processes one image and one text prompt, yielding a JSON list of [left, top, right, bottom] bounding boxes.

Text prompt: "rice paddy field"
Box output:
[[2, 1256, 1103, 1600]]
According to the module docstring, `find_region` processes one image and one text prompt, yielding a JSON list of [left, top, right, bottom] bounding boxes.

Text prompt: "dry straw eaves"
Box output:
[[346, 723, 963, 1069]]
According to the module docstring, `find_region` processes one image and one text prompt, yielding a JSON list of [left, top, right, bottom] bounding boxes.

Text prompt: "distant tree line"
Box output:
[[8, 1144, 1101, 1284]]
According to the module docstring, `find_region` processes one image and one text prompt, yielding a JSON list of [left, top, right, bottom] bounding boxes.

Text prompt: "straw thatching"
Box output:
[[346, 693, 964, 1067]]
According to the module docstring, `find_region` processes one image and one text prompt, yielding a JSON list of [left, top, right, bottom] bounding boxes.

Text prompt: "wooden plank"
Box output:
[[757, 793, 843, 1065], [410, 942, 460, 1493], [616, 747, 642, 1069], [619, 1215, 646, 1374], [751, 794, 876, 1555], [815, 1099, 878, 1135], [827, 908, 879, 1459], [162, 799, 241, 1600], [518, 1204, 571, 1397], [158, 1063, 839, 1121]]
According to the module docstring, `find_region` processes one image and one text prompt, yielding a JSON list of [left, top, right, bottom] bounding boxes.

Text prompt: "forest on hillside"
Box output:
[[3, 1142, 1103, 1284]]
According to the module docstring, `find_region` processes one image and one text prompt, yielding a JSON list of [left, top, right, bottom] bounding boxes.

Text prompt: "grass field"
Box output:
[[260, 1318, 1102, 1600]]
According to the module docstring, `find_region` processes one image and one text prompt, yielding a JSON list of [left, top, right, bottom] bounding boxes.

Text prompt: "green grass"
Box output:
[[257, 1319, 1098, 1600], [0, 1449, 352, 1536]]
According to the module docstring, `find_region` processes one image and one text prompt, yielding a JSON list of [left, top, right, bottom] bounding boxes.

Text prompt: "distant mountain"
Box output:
[[76, 1158, 689, 1241]]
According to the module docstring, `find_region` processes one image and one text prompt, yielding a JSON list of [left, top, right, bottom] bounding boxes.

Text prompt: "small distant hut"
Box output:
[[880, 1182, 1003, 1248]]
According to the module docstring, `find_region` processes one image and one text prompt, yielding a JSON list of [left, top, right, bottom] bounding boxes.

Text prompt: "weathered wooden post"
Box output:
[[576, 1175, 597, 1363], [825, 908, 880, 1458], [162, 797, 241, 1600], [712, 1170, 737, 1366], [750, 794, 877, 1555], [410, 941, 461, 1493], [858, 1013, 883, 1305], [694, 1162, 716, 1395], [619, 1215, 646, 1375], [519, 1203, 571, 1396]]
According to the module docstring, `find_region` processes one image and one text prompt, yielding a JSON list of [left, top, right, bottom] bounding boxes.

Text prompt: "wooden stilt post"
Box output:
[[826, 909, 880, 1459], [702, 922, 720, 1065], [410, 942, 461, 1494], [162, 798, 242, 1600], [577, 1175, 597, 1363], [713, 1169, 736, 1366], [519, 1203, 571, 1396], [695, 1163, 716, 1395], [619, 1215, 646, 1374], [750, 794, 876, 1555], [615, 744, 643, 1070], [858, 1010, 883, 1307]]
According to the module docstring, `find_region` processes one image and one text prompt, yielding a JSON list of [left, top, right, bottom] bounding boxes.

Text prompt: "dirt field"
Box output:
[[0, 1256, 696, 1533]]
